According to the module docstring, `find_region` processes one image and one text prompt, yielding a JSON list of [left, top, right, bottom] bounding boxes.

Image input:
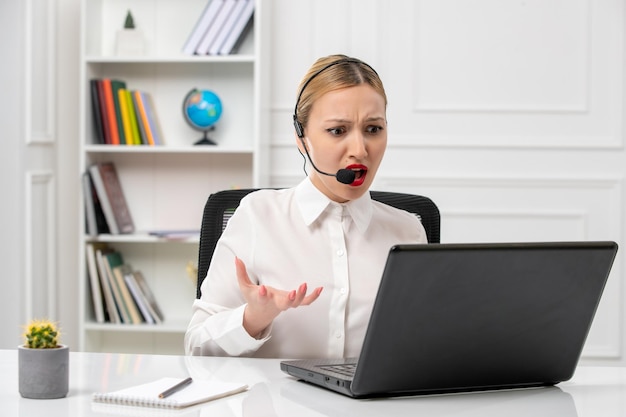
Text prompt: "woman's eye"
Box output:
[[327, 127, 345, 136], [366, 125, 384, 134]]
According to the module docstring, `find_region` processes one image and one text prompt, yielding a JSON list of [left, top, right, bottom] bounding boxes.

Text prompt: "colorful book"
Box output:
[[219, 0, 254, 55], [101, 79, 121, 145], [89, 162, 135, 235], [117, 88, 134, 146], [89, 79, 105, 144], [96, 80, 112, 144], [140, 91, 165, 145], [124, 89, 142, 145], [110, 80, 128, 144], [133, 90, 155, 145]]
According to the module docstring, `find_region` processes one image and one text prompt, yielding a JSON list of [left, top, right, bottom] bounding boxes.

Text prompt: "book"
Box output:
[[130, 91, 148, 145], [208, 0, 247, 55], [89, 79, 105, 144], [131, 270, 165, 322], [82, 172, 98, 237], [124, 89, 142, 145], [95, 246, 121, 324], [140, 92, 165, 145], [117, 88, 134, 146], [182, 0, 223, 55], [89, 162, 135, 235], [102, 251, 131, 324], [113, 264, 144, 324], [85, 242, 109, 323], [133, 90, 155, 145], [102, 79, 121, 145], [195, 0, 235, 55], [96, 80, 113, 144], [92, 377, 248, 409], [111, 80, 128, 145], [219, 0, 254, 55], [85, 170, 111, 235], [124, 272, 157, 324]]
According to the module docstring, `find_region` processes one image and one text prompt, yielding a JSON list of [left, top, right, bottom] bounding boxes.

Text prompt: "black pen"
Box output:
[[158, 377, 193, 399]]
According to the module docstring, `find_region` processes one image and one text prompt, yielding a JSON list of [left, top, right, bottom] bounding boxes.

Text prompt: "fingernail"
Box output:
[[289, 290, 296, 300]]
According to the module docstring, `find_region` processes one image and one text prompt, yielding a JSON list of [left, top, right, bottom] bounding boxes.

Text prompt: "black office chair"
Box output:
[[196, 189, 440, 298]]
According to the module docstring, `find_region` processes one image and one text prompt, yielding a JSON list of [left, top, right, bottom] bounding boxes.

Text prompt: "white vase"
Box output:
[[18, 344, 69, 399], [115, 29, 145, 56]]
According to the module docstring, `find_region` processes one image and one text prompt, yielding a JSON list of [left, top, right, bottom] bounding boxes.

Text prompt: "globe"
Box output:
[[183, 89, 223, 145]]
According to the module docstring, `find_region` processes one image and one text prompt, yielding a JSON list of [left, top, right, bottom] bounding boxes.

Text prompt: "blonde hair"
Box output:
[[294, 55, 386, 135]]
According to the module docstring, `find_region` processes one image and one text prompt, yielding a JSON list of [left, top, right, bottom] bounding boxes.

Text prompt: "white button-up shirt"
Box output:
[[185, 178, 427, 358]]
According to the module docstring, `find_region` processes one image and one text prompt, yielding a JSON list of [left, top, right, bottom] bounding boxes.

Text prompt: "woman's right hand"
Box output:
[[235, 257, 323, 338]]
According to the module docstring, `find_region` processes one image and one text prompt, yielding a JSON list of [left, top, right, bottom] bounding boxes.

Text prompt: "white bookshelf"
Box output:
[[78, 0, 269, 354]]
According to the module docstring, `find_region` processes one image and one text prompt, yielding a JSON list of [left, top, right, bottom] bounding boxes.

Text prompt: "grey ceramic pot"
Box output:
[[18, 344, 69, 399]]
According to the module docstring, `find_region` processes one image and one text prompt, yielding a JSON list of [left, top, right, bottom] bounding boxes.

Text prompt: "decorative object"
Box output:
[[18, 319, 69, 399], [116, 10, 145, 56], [182, 89, 223, 145]]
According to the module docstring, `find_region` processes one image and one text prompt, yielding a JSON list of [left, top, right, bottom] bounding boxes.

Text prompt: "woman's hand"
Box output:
[[235, 257, 323, 338]]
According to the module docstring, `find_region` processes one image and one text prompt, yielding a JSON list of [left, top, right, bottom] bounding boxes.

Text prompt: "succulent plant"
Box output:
[[23, 319, 60, 349]]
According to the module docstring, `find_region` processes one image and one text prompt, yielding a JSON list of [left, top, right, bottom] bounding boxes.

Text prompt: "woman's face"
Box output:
[[298, 84, 387, 203]]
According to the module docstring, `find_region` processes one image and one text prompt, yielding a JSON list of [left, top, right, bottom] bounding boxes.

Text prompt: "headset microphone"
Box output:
[[297, 134, 356, 185]]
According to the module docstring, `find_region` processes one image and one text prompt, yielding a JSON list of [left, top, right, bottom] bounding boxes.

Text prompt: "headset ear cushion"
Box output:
[[293, 116, 305, 138]]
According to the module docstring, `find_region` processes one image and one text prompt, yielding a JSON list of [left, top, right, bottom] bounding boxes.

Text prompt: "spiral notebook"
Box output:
[[92, 377, 248, 409]]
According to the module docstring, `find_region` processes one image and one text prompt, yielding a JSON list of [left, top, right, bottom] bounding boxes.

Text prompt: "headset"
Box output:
[[292, 58, 378, 184]]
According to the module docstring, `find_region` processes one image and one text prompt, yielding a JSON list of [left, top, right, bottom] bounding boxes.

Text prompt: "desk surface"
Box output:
[[1, 349, 624, 416]]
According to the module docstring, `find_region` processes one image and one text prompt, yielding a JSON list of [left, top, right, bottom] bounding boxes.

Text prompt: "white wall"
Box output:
[[3, 0, 624, 365], [266, 0, 625, 365]]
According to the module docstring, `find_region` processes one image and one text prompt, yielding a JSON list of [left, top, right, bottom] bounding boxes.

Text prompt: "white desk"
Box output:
[[1, 349, 624, 416]]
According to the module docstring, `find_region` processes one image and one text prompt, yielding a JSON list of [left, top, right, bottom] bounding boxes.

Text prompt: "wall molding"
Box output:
[[24, 171, 56, 321], [24, 0, 56, 145]]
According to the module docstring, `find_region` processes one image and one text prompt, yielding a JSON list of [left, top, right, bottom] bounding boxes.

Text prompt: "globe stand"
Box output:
[[194, 126, 217, 146]]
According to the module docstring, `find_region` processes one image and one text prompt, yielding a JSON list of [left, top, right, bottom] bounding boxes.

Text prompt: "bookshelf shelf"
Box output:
[[84, 319, 189, 334], [86, 234, 200, 244], [85, 55, 256, 64], [85, 145, 255, 154], [79, 0, 268, 355]]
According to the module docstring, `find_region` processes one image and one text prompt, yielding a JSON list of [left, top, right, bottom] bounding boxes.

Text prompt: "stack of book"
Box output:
[[90, 78, 164, 145], [182, 0, 255, 56], [83, 161, 134, 236], [86, 243, 165, 325]]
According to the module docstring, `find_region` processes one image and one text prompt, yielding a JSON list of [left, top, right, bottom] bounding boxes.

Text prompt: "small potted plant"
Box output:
[[18, 319, 69, 399], [116, 10, 145, 56]]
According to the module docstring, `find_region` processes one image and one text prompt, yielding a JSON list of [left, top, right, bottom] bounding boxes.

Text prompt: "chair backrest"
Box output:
[[196, 189, 440, 298]]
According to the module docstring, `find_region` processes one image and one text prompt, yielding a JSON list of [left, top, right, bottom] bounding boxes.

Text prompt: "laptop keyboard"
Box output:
[[318, 363, 357, 377]]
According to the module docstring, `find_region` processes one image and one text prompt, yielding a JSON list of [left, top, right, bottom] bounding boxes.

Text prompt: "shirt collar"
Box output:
[[295, 178, 373, 234]]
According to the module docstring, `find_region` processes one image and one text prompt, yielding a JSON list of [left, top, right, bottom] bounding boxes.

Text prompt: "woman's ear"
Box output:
[[295, 135, 307, 154]]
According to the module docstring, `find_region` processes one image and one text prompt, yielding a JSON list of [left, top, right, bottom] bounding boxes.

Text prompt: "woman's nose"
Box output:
[[347, 132, 367, 159]]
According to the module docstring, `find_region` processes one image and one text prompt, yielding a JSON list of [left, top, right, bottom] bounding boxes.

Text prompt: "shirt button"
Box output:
[[334, 331, 342, 339], [336, 249, 344, 256], [340, 288, 346, 295]]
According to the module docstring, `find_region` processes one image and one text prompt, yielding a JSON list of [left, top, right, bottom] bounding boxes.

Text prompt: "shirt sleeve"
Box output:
[[184, 196, 271, 356]]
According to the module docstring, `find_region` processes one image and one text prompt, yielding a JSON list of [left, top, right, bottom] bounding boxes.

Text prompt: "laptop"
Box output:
[[280, 241, 618, 398]]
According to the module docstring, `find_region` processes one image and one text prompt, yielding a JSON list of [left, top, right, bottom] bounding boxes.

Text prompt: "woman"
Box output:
[[185, 54, 427, 358]]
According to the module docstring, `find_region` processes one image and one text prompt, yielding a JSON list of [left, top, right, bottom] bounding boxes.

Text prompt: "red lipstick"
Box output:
[[345, 164, 368, 186]]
